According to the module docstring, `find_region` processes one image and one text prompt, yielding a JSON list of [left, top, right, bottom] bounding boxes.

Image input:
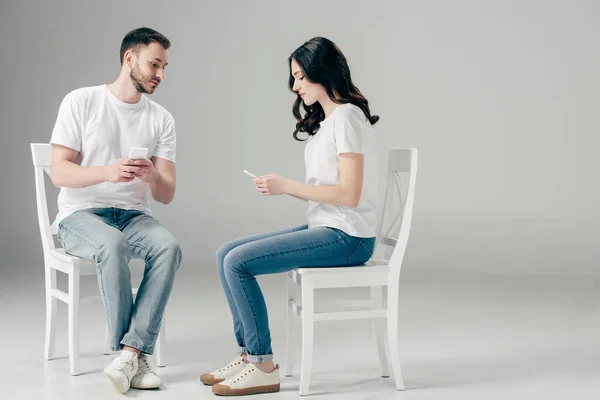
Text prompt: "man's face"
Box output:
[[128, 42, 168, 94]]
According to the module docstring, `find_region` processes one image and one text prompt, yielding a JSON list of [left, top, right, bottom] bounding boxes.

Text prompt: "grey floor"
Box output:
[[1, 263, 599, 400]]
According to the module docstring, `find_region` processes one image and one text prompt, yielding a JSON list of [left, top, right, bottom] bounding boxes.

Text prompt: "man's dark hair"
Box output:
[[119, 27, 171, 65]]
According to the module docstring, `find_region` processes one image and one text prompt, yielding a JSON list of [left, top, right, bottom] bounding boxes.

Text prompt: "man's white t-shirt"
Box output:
[[50, 84, 176, 226], [304, 103, 378, 238]]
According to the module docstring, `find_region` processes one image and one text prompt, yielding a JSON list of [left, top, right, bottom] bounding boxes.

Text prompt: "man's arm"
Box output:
[[132, 156, 176, 204], [51, 144, 137, 188]]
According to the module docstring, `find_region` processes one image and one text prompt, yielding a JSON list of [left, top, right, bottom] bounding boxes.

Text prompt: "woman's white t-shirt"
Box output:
[[304, 103, 378, 238]]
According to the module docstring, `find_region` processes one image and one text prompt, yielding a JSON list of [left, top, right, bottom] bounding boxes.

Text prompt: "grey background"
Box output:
[[2, 2, 600, 398], [1, 0, 599, 275]]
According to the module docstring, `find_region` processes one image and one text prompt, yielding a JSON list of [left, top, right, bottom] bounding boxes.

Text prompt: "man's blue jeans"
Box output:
[[58, 208, 182, 354]]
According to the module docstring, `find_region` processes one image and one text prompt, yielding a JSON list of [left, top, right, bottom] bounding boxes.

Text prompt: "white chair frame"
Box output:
[[31, 143, 166, 375], [284, 148, 418, 395]]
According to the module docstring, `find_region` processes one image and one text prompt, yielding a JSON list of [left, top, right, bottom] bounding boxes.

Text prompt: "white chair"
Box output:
[[30, 143, 166, 376], [284, 148, 418, 395]]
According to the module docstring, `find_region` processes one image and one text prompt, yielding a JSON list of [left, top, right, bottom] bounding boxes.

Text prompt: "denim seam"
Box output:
[[96, 267, 114, 346], [119, 212, 150, 237], [328, 227, 346, 240], [363, 241, 376, 256], [230, 236, 346, 357], [236, 264, 262, 356], [120, 338, 153, 355], [345, 239, 364, 264], [233, 236, 346, 268], [58, 225, 100, 253], [129, 242, 151, 264], [59, 226, 116, 345], [234, 312, 245, 349], [129, 242, 150, 252]]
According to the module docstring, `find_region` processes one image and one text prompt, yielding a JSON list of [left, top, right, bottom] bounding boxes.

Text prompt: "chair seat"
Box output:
[[46, 248, 145, 276], [296, 258, 389, 274], [46, 248, 97, 275], [48, 248, 88, 263], [292, 259, 390, 289]]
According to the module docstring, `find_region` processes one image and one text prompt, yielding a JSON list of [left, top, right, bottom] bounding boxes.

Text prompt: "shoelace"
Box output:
[[217, 358, 243, 373], [113, 358, 135, 375], [223, 364, 255, 385], [137, 356, 154, 375]]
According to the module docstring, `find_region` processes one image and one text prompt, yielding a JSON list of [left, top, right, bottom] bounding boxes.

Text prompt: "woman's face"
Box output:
[[290, 58, 327, 106]]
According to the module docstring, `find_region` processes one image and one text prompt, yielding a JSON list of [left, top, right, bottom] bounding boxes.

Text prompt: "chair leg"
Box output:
[[371, 286, 390, 378], [44, 266, 57, 361], [284, 274, 298, 377], [387, 286, 404, 390], [299, 283, 314, 396], [104, 324, 111, 355], [156, 311, 166, 367], [68, 269, 81, 376]]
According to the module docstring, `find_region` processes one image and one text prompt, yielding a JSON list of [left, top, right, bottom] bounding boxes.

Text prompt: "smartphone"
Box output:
[[243, 170, 258, 179], [128, 147, 149, 160]]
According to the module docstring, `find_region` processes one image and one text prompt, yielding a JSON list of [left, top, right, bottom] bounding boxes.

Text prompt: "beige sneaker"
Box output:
[[200, 356, 246, 386], [212, 363, 280, 396]]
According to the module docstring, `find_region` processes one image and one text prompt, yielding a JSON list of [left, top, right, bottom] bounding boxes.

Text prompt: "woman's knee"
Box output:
[[216, 240, 241, 272], [222, 247, 250, 277]]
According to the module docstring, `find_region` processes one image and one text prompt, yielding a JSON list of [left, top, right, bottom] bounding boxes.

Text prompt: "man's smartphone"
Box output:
[[128, 147, 149, 160]]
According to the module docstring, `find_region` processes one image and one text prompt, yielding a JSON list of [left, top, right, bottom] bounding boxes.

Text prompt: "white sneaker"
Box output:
[[200, 355, 246, 386], [212, 363, 280, 396], [103, 350, 138, 394], [130, 354, 162, 389]]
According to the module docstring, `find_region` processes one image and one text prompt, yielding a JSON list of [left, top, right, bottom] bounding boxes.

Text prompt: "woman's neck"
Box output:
[[319, 96, 339, 118]]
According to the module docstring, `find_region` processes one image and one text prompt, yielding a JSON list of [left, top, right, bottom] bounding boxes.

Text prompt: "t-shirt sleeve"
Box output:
[[333, 108, 367, 154], [153, 113, 176, 163], [50, 91, 83, 151]]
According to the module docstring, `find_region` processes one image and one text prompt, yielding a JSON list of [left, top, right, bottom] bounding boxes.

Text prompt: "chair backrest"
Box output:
[[374, 148, 419, 283], [30, 143, 55, 251]]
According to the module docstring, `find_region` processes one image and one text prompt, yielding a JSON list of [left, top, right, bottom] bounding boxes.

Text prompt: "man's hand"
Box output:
[[104, 158, 139, 183], [130, 159, 159, 183]]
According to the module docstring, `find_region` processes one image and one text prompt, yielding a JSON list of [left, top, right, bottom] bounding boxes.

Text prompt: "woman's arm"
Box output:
[[254, 152, 364, 208]]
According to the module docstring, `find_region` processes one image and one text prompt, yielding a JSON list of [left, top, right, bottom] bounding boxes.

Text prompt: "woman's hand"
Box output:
[[254, 174, 290, 196]]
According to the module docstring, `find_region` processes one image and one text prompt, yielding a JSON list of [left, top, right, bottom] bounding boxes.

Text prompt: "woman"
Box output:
[[202, 37, 380, 396]]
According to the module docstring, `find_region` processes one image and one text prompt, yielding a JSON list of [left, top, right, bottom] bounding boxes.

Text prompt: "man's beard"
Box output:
[[130, 62, 152, 94]]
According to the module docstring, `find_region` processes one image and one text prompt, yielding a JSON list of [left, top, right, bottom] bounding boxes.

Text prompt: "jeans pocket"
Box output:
[[346, 238, 375, 266], [327, 227, 346, 240], [360, 238, 376, 255]]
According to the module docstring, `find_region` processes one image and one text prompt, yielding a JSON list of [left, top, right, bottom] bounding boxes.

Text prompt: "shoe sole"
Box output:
[[200, 373, 225, 386], [130, 382, 162, 390], [212, 383, 280, 396], [104, 370, 130, 394]]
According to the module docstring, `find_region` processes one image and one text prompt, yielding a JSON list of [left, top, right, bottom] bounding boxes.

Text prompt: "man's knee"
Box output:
[[97, 232, 130, 262], [153, 234, 182, 271], [167, 237, 182, 265]]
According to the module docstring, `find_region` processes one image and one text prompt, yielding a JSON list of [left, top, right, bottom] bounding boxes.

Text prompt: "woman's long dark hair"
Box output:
[[289, 37, 379, 141]]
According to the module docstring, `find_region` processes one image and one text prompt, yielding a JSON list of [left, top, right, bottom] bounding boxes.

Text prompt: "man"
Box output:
[[50, 27, 181, 393]]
